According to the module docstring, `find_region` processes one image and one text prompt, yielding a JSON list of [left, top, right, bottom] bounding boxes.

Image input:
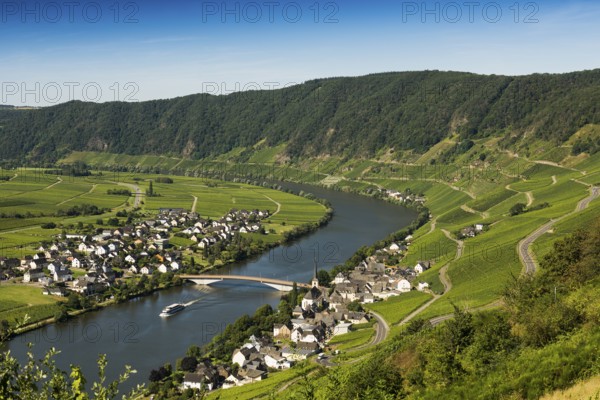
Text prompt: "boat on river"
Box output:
[[159, 303, 185, 317]]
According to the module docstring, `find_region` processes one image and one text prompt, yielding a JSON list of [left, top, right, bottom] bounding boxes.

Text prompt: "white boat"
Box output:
[[159, 303, 185, 317]]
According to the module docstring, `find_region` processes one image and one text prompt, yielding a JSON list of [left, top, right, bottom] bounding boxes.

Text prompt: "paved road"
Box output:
[[518, 184, 599, 274], [370, 311, 389, 346], [577, 186, 599, 211], [114, 182, 142, 208], [518, 220, 555, 274]]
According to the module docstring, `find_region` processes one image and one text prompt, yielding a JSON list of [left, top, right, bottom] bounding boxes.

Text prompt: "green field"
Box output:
[[206, 364, 318, 400], [0, 285, 64, 327], [328, 325, 375, 350], [0, 171, 327, 257], [365, 291, 432, 325]]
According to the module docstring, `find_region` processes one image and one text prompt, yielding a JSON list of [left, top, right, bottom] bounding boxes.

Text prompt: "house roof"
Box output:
[[183, 373, 204, 384], [244, 369, 266, 379], [296, 341, 319, 351]]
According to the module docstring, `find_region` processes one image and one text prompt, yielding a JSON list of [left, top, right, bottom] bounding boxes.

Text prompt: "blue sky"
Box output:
[[2, 0, 600, 105]]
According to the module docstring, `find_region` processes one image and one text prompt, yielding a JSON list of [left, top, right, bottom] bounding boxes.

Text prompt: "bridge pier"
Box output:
[[262, 283, 294, 292], [189, 278, 223, 286]]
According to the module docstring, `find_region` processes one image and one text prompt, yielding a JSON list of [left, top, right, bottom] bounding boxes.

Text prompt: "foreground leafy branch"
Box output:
[[0, 316, 144, 400]]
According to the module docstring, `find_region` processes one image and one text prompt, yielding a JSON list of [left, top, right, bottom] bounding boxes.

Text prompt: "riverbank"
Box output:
[[3, 189, 333, 341], [2, 178, 417, 393]]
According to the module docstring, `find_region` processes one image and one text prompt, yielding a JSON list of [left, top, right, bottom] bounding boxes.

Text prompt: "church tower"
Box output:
[[311, 257, 319, 288]]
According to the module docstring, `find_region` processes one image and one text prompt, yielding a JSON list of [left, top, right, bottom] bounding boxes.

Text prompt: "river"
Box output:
[[3, 182, 416, 392]]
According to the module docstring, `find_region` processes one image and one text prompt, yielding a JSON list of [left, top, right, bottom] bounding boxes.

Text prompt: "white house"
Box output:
[[475, 224, 484, 232], [417, 282, 430, 292], [53, 269, 72, 282], [78, 243, 94, 254], [414, 261, 430, 275], [232, 346, 257, 367], [170, 261, 180, 271], [23, 270, 45, 283], [182, 373, 213, 391], [125, 255, 136, 264], [158, 264, 171, 273], [222, 374, 244, 389], [264, 353, 290, 370], [47, 262, 63, 274], [140, 266, 153, 275], [291, 324, 324, 344], [397, 279, 412, 293], [332, 322, 352, 336], [71, 258, 82, 268], [333, 272, 349, 284]]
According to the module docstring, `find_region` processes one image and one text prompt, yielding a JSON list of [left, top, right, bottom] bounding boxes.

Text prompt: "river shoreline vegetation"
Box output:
[[0, 171, 331, 337]]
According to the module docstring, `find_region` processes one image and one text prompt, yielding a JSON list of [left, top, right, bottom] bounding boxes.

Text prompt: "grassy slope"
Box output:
[[0, 285, 65, 326], [365, 291, 432, 325]]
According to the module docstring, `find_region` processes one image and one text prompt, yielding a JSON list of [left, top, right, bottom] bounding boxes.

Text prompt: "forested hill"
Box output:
[[1, 69, 600, 162]]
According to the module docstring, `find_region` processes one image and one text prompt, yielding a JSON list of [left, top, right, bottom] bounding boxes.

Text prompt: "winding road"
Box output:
[[368, 311, 389, 347], [518, 184, 599, 274]]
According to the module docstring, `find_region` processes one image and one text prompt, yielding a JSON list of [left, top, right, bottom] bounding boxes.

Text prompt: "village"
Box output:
[[0, 207, 272, 296], [178, 236, 436, 393]]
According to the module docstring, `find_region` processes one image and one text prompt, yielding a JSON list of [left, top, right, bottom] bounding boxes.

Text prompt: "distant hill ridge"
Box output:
[[1, 69, 600, 162]]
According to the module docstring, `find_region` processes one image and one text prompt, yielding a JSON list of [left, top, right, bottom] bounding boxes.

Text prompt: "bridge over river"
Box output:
[[179, 274, 311, 292]]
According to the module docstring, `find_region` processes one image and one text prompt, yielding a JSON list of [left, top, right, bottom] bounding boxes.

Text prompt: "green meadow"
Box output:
[[328, 325, 375, 351], [0, 170, 327, 258], [0, 284, 65, 327], [206, 364, 318, 400], [365, 291, 432, 326]]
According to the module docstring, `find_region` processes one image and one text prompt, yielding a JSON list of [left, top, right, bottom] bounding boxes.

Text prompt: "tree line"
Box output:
[[1, 70, 600, 163]]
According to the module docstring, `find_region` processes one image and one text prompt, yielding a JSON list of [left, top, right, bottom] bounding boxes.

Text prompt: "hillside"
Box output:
[[1, 69, 600, 163]]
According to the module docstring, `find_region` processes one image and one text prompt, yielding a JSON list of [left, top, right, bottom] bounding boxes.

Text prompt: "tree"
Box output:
[[186, 345, 202, 359], [66, 293, 83, 310], [180, 357, 198, 372], [289, 282, 298, 306], [317, 270, 331, 287], [446, 304, 474, 353], [0, 319, 10, 341], [54, 306, 69, 322], [0, 344, 142, 399], [148, 367, 169, 382], [146, 181, 154, 197], [509, 202, 527, 216], [347, 301, 364, 312]]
